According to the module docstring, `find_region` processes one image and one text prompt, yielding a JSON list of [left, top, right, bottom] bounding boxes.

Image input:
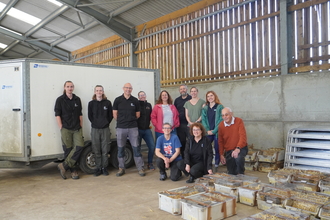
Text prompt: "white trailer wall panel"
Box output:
[[0, 59, 159, 162]]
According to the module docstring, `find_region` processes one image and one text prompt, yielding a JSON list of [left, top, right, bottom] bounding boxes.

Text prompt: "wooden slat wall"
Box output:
[[136, 0, 282, 86], [72, 0, 330, 86], [289, 0, 330, 73]]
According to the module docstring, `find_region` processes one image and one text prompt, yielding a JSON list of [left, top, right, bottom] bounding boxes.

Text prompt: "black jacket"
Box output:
[[184, 136, 213, 175], [174, 95, 192, 124], [137, 100, 152, 130], [54, 94, 82, 130], [88, 99, 113, 129]]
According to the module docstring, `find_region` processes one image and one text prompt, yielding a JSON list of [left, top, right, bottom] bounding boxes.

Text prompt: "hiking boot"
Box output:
[[138, 169, 146, 177], [159, 173, 167, 181], [102, 168, 109, 176], [57, 163, 67, 180], [148, 163, 155, 171], [71, 170, 79, 180], [94, 168, 102, 177], [116, 168, 125, 177], [186, 176, 195, 183]]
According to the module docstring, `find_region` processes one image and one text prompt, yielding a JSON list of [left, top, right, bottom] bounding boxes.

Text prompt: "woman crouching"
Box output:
[[177, 123, 213, 183]]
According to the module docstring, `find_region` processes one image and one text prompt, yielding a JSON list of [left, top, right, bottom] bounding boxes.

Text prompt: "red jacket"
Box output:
[[151, 104, 180, 133]]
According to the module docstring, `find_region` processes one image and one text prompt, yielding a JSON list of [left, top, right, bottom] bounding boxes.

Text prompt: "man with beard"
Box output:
[[174, 84, 192, 157]]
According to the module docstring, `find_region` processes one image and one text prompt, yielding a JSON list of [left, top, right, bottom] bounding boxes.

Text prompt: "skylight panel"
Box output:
[[0, 42, 7, 49], [48, 0, 63, 7], [0, 2, 41, 25]]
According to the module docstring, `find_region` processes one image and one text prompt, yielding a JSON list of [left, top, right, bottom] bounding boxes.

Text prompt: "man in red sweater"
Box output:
[[218, 107, 248, 175]]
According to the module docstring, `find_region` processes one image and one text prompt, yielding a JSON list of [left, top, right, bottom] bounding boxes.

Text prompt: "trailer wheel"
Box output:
[[79, 141, 96, 174], [110, 141, 135, 169]]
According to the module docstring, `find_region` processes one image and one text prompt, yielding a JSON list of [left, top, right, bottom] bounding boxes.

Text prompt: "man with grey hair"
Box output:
[[174, 84, 191, 157], [218, 107, 248, 175], [113, 83, 145, 177]]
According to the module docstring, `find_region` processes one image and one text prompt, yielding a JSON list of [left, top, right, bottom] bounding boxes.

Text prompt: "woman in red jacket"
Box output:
[[151, 90, 180, 140]]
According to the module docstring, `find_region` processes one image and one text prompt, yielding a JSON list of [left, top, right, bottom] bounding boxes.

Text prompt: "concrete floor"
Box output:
[[0, 155, 269, 220]]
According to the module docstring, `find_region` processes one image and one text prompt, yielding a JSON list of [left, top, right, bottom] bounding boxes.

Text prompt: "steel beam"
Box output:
[[50, 21, 99, 46], [0, 27, 70, 60], [58, 0, 133, 41], [25, 5, 70, 37], [0, 0, 19, 21]]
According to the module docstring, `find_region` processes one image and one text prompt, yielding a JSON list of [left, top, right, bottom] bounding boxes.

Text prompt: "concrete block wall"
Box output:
[[163, 71, 330, 150]]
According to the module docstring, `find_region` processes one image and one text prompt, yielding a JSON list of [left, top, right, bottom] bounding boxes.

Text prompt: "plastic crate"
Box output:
[[319, 180, 330, 195], [238, 183, 270, 206], [181, 192, 236, 220], [242, 206, 310, 220], [245, 161, 259, 171], [290, 190, 330, 204], [258, 161, 284, 173], [158, 185, 207, 215], [256, 185, 291, 210], [267, 168, 299, 184], [258, 148, 285, 163], [319, 202, 330, 220], [285, 198, 322, 216], [290, 173, 320, 191], [245, 149, 260, 162], [194, 177, 215, 192]]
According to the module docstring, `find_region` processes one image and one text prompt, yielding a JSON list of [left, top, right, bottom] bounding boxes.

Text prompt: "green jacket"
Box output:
[[201, 104, 224, 137]]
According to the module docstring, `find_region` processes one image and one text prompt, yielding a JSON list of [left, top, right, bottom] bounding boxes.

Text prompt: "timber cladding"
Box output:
[[72, 0, 330, 87]]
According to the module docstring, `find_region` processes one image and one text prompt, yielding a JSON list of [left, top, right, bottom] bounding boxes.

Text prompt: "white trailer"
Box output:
[[0, 59, 160, 173]]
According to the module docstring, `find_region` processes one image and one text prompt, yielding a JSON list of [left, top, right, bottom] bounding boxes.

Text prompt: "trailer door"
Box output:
[[0, 65, 24, 158]]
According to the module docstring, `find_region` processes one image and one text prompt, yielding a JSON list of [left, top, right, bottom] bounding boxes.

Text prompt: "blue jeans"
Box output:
[[138, 129, 155, 164], [206, 135, 220, 166], [155, 128, 177, 140]]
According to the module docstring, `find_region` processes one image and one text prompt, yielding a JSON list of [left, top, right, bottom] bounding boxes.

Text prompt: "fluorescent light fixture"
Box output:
[[48, 0, 63, 7], [0, 2, 41, 25], [0, 26, 22, 36], [0, 42, 8, 49]]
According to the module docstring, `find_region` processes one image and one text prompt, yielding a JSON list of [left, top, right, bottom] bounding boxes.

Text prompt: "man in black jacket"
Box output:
[[54, 81, 84, 180], [174, 84, 192, 157], [137, 91, 155, 170], [88, 85, 113, 176]]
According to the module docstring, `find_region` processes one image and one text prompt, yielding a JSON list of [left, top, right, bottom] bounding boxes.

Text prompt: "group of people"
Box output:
[[54, 81, 248, 182]]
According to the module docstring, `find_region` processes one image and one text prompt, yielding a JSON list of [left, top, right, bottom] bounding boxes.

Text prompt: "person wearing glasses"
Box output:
[[137, 91, 155, 171], [155, 123, 182, 181], [177, 123, 213, 183], [113, 83, 145, 177], [201, 91, 224, 172], [218, 107, 248, 175], [151, 90, 180, 140]]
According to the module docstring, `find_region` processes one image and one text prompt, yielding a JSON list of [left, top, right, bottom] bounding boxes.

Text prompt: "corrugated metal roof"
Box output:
[[0, 0, 204, 60]]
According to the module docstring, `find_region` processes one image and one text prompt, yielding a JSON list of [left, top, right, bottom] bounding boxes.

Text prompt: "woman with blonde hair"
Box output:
[[201, 91, 224, 171]]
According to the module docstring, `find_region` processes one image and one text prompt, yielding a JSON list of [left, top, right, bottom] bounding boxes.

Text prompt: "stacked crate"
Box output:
[[158, 184, 208, 215], [257, 147, 285, 172], [245, 144, 260, 171]]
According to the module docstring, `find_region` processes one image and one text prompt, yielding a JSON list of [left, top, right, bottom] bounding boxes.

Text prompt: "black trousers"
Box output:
[[156, 158, 182, 181], [177, 160, 204, 179], [225, 146, 248, 175], [176, 123, 189, 158]]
